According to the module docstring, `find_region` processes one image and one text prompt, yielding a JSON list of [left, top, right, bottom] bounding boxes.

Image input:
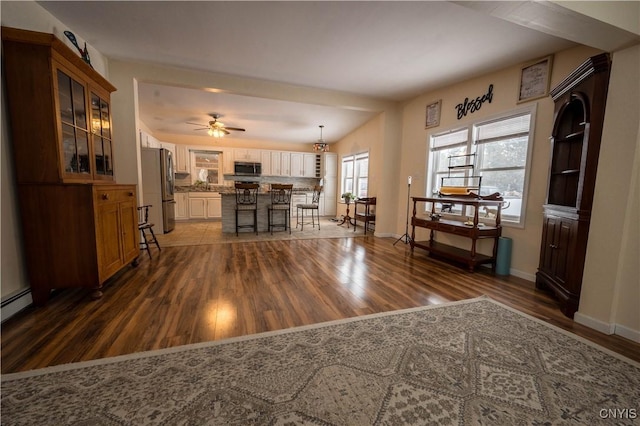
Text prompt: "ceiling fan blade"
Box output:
[[224, 127, 246, 132], [193, 127, 209, 131], [186, 121, 207, 126]]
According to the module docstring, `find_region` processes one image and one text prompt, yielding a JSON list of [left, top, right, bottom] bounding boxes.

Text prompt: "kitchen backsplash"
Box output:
[[175, 174, 320, 192]]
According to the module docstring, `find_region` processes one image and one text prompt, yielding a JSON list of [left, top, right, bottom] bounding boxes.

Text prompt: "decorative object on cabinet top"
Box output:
[[63, 30, 92, 67], [2, 27, 113, 92]]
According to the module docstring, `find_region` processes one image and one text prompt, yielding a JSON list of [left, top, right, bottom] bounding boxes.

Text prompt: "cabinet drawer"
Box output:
[[188, 192, 220, 199], [93, 186, 136, 205], [452, 225, 474, 236]]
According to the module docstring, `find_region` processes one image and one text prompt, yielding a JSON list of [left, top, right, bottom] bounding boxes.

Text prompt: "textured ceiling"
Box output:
[[38, 1, 584, 144]]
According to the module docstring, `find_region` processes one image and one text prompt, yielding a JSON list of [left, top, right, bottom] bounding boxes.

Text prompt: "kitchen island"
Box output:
[[221, 192, 271, 233], [220, 189, 312, 233]]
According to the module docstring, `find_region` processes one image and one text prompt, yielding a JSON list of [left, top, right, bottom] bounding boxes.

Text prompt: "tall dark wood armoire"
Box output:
[[536, 53, 611, 318]]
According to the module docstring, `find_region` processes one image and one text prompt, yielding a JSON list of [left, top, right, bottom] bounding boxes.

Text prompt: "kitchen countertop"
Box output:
[[176, 185, 313, 194]]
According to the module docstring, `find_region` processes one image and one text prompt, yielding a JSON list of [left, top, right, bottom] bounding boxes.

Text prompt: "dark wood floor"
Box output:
[[3, 236, 639, 374]]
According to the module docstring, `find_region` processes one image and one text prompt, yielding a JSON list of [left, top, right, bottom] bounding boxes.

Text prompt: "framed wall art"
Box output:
[[425, 99, 442, 129], [518, 55, 553, 103]]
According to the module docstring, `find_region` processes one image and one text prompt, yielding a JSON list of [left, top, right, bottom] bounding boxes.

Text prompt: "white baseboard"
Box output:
[[509, 269, 535, 282], [575, 312, 640, 342], [613, 323, 640, 343], [1, 289, 32, 323], [379, 233, 402, 240], [574, 312, 616, 335]]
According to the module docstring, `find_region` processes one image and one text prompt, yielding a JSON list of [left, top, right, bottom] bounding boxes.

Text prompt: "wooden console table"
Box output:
[[354, 197, 376, 234], [410, 196, 503, 272]]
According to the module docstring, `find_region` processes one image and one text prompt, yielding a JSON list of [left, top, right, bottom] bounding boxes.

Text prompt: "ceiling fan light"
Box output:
[[207, 128, 214, 137], [211, 128, 225, 138]]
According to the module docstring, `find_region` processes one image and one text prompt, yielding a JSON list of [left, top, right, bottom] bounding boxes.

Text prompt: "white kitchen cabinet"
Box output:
[[290, 153, 303, 177], [261, 151, 272, 176], [160, 141, 175, 161], [304, 154, 318, 177], [207, 197, 222, 218], [188, 198, 206, 219], [188, 192, 221, 219], [321, 176, 337, 217], [140, 130, 161, 148], [175, 145, 190, 173], [255, 150, 293, 176], [234, 148, 261, 162], [280, 152, 291, 176], [320, 155, 338, 216], [262, 151, 288, 176], [270, 151, 282, 176], [222, 148, 234, 174], [290, 153, 319, 177], [323, 153, 338, 177], [175, 193, 189, 220]]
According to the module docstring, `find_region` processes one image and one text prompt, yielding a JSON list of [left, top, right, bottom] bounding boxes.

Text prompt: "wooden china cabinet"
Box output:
[[2, 27, 139, 305], [536, 53, 611, 318]]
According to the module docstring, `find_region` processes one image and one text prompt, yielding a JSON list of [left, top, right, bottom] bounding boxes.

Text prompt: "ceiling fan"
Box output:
[[187, 114, 246, 137]]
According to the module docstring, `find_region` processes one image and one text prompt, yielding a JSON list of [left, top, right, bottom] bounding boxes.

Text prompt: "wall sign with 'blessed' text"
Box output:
[[455, 84, 493, 120]]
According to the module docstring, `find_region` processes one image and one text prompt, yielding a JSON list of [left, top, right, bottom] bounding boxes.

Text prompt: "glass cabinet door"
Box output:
[[57, 69, 91, 176], [91, 92, 114, 178]]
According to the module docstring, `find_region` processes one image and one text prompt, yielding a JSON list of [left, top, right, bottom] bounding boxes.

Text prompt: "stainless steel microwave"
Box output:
[[234, 161, 262, 176]]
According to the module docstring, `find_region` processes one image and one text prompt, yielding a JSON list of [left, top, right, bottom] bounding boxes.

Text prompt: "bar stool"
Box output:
[[296, 185, 322, 230], [268, 183, 293, 234], [235, 183, 259, 236], [137, 205, 161, 258]]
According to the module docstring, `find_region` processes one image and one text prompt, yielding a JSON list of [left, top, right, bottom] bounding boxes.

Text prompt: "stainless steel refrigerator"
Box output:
[[141, 148, 175, 233]]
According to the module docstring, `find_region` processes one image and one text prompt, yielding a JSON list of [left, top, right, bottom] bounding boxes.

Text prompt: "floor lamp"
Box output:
[[394, 176, 413, 245]]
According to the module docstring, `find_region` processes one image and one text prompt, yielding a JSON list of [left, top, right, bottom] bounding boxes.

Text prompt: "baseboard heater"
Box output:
[[1, 288, 32, 323]]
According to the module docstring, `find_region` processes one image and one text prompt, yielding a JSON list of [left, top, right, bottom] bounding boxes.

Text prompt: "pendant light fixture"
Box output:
[[313, 125, 329, 152]]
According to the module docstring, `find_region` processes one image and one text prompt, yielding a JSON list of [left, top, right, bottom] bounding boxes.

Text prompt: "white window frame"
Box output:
[[426, 105, 536, 227], [191, 150, 222, 185], [341, 151, 369, 200]]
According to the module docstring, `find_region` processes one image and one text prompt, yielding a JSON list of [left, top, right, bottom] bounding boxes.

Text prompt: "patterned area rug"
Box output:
[[2, 297, 639, 425]]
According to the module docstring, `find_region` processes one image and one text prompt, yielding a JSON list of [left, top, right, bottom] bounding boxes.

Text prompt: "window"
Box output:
[[191, 151, 221, 185], [341, 152, 369, 199], [427, 107, 535, 225]]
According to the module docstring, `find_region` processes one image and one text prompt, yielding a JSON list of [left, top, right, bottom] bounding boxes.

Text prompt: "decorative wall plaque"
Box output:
[[425, 100, 442, 129], [518, 55, 553, 103]]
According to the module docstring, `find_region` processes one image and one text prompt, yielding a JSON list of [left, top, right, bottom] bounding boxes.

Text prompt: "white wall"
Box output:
[[577, 44, 640, 341]]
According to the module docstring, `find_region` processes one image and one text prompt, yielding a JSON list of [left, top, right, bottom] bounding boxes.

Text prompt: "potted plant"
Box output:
[[342, 192, 355, 204]]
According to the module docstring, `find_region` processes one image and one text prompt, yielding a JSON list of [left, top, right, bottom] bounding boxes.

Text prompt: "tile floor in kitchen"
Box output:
[[155, 217, 368, 247]]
